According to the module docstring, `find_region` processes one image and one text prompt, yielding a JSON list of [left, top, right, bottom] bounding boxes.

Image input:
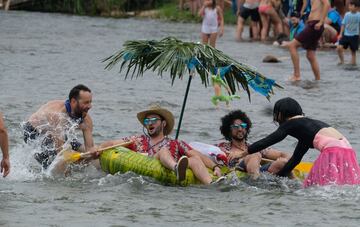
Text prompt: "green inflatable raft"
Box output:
[[99, 146, 248, 186]]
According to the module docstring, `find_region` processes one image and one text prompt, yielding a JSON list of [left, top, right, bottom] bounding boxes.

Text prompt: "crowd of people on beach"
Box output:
[[2, 84, 360, 188], [183, 0, 360, 81]]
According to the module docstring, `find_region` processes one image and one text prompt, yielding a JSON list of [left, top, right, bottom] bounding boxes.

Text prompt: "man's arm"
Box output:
[[81, 115, 94, 152], [237, 0, 245, 15], [0, 113, 10, 177]]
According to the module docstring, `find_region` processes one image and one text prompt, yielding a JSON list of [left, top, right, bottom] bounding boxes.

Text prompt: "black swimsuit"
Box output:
[[23, 100, 84, 168], [248, 117, 329, 176]]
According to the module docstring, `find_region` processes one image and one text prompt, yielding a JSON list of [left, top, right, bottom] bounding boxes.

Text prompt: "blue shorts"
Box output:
[[236, 160, 271, 172]]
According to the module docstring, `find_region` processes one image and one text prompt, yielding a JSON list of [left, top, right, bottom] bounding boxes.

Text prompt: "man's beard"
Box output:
[[73, 105, 85, 118], [231, 131, 246, 142], [147, 125, 163, 137]]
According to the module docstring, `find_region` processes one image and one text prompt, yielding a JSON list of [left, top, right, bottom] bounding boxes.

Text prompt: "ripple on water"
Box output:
[[1, 10, 360, 226]]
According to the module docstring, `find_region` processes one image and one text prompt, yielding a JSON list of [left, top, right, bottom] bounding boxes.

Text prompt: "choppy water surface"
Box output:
[[1, 11, 360, 227]]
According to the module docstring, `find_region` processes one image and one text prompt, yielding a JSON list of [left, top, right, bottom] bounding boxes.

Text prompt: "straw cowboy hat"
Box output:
[[137, 104, 175, 135]]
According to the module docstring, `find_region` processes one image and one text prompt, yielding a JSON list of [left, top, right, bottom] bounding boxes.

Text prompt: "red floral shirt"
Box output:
[[216, 141, 270, 157], [122, 135, 191, 161]]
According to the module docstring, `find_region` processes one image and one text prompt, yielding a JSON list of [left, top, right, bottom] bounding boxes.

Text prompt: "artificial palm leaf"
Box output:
[[103, 37, 282, 139], [104, 37, 282, 100]]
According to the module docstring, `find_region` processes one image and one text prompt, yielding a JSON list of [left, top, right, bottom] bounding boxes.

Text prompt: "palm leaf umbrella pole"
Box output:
[[103, 37, 283, 139]]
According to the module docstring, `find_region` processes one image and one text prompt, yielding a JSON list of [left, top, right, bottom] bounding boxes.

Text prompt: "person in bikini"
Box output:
[[287, 0, 330, 81], [94, 104, 223, 184], [258, 0, 284, 41], [215, 110, 291, 179], [23, 84, 95, 169], [236, 0, 261, 41]]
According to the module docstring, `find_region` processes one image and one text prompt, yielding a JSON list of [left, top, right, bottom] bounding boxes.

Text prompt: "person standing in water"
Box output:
[[247, 97, 360, 187], [337, 0, 360, 65], [0, 112, 10, 177], [199, 0, 225, 47], [287, 0, 330, 81], [23, 84, 95, 169]]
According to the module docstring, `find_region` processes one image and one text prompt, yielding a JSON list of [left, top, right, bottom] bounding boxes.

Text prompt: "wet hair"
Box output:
[[69, 84, 91, 101], [220, 110, 252, 141], [273, 97, 303, 124]]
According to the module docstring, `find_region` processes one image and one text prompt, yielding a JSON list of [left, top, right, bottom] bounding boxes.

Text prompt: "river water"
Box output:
[[1, 10, 360, 227]]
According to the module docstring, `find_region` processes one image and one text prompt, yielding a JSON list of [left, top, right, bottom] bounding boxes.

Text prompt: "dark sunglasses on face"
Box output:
[[230, 123, 247, 129], [143, 117, 161, 125]]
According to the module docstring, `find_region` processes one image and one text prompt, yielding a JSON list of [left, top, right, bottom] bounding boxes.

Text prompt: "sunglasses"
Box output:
[[230, 123, 247, 129], [143, 117, 161, 125]]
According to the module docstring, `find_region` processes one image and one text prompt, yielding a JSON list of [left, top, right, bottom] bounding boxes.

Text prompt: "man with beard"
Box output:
[[216, 110, 290, 179], [23, 84, 94, 169], [95, 104, 223, 184]]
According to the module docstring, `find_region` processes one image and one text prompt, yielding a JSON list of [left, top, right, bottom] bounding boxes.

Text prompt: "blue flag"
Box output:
[[123, 52, 134, 61], [213, 65, 232, 79], [186, 57, 200, 70], [245, 74, 276, 97]]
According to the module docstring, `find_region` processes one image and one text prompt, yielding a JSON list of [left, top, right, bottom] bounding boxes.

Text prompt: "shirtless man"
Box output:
[[216, 110, 290, 179], [236, 0, 260, 41], [23, 84, 94, 169], [0, 112, 10, 177], [287, 0, 330, 81]]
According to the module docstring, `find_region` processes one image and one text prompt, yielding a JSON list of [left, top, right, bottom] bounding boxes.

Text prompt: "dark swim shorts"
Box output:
[[339, 35, 359, 51], [295, 20, 324, 50], [23, 122, 57, 169], [23, 122, 82, 169], [240, 5, 260, 22], [236, 160, 271, 172]]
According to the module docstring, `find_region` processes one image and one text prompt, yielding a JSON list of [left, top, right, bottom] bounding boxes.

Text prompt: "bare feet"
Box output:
[[337, 62, 344, 66], [288, 76, 301, 81], [235, 36, 243, 42]]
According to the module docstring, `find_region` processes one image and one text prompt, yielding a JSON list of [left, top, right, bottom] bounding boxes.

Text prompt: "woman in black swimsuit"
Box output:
[[248, 97, 360, 187]]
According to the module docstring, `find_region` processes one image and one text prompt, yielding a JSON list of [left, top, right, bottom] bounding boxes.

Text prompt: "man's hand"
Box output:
[[0, 158, 10, 177], [87, 146, 100, 159], [314, 21, 323, 30], [213, 166, 222, 177], [228, 150, 246, 161]]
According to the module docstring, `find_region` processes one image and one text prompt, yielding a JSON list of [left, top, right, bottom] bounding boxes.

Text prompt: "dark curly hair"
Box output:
[[220, 110, 252, 141]]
